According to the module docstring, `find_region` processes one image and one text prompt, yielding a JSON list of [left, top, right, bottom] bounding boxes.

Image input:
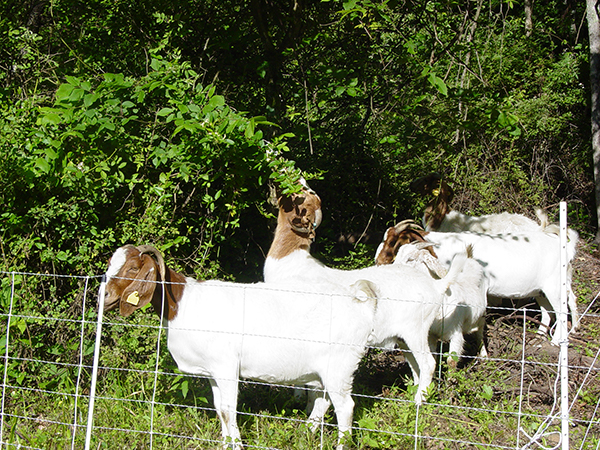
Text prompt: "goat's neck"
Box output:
[[424, 197, 451, 231], [151, 267, 187, 321], [267, 220, 313, 260]]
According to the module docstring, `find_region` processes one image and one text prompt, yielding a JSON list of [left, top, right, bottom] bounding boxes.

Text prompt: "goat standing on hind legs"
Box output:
[[264, 183, 474, 406], [102, 244, 379, 450]]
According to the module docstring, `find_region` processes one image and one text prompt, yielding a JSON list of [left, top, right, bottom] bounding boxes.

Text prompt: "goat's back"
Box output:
[[438, 211, 540, 234], [264, 249, 444, 348], [167, 279, 376, 384], [429, 230, 575, 298]]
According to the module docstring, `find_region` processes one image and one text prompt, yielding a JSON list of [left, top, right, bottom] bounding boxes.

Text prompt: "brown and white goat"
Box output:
[[375, 223, 488, 364], [264, 186, 471, 405], [410, 173, 547, 233], [375, 220, 579, 345], [102, 245, 379, 450]]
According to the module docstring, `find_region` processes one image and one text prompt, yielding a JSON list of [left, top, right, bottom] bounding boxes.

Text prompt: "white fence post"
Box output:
[[559, 202, 570, 450], [84, 276, 106, 450], [0, 273, 16, 445]]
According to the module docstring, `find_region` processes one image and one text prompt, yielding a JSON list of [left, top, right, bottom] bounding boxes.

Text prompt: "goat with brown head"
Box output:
[[104, 245, 185, 320], [374, 220, 432, 266], [102, 242, 379, 450], [267, 187, 323, 260], [410, 173, 454, 231]]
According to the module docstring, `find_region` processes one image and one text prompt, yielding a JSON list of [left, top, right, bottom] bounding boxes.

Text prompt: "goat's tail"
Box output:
[[535, 207, 549, 228], [566, 229, 579, 262], [436, 248, 469, 294]]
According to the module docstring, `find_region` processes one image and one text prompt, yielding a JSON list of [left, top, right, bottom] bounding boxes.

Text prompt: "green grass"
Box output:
[[3, 347, 598, 450]]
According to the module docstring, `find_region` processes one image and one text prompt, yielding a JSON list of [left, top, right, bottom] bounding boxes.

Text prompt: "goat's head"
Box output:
[[278, 188, 322, 240], [103, 245, 168, 317], [375, 220, 431, 265], [410, 173, 450, 198], [410, 173, 454, 230]]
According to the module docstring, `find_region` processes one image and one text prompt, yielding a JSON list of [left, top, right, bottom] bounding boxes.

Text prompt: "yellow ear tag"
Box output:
[[126, 291, 140, 306], [432, 188, 440, 197]]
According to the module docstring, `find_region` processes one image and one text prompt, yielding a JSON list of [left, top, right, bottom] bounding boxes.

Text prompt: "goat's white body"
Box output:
[[431, 210, 544, 234], [265, 249, 467, 404], [154, 278, 376, 450], [393, 244, 488, 362], [423, 229, 579, 344], [170, 280, 372, 381]]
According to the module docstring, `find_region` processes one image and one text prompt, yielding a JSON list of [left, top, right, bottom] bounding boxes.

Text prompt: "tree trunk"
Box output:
[[524, 0, 533, 37], [588, 0, 600, 242]]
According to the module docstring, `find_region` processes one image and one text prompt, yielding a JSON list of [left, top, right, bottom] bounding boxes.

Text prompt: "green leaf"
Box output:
[[55, 84, 75, 102], [56, 251, 69, 261], [181, 379, 189, 398], [38, 112, 62, 126], [428, 73, 448, 96], [157, 107, 174, 117], [83, 93, 100, 108], [35, 158, 50, 173], [482, 385, 494, 400]]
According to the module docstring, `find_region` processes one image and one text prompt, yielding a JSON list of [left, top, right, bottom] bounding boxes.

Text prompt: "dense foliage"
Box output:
[[1, 0, 593, 277]]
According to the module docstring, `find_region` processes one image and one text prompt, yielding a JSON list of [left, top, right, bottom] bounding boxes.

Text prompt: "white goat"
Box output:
[[386, 239, 489, 364], [264, 187, 470, 405], [102, 245, 379, 450], [410, 173, 547, 233], [375, 222, 579, 345]]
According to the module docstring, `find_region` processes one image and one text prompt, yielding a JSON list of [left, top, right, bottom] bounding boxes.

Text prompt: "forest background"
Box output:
[[1, 0, 596, 280]]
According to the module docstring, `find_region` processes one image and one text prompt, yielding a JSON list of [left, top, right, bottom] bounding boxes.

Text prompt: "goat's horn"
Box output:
[[393, 219, 424, 232], [414, 242, 436, 250], [314, 209, 322, 228], [136, 245, 166, 282]]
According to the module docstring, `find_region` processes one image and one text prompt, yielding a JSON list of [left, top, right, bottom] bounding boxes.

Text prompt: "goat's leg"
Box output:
[[326, 386, 355, 450], [568, 288, 579, 331], [539, 307, 552, 337], [210, 376, 242, 450], [446, 330, 465, 368], [397, 340, 420, 385], [474, 317, 488, 358], [536, 291, 566, 345], [305, 382, 331, 432], [402, 335, 435, 405]]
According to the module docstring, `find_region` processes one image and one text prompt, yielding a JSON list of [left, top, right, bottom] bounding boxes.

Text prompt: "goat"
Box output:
[[410, 173, 547, 233], [378, 234, 488, 365], [264, 186, 470, 405], [102, 244, 379, 450], [375, 221, 579, 345]]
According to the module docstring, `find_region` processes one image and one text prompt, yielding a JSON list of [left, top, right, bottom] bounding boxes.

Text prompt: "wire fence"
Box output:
[[1, 210, 599, 449]]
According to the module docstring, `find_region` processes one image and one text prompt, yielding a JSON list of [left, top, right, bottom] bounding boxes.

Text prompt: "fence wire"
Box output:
[[1, 208, 599, 449], [0, 268, 598, 450]]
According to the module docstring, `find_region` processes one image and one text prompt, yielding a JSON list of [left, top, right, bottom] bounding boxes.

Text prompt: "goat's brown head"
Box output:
[[278, 188, 322, 240], [410, 173, 454, 200], [375, 220, 431, 265], [103, 245, 168, 317], [410, 173, 454, 230]]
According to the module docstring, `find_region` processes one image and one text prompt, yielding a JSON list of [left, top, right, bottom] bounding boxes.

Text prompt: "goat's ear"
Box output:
[[119, 255, 158, 317], [439, 179, 454, 201], [278, 194, 295, 213], [268, 183, 280, 208]]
